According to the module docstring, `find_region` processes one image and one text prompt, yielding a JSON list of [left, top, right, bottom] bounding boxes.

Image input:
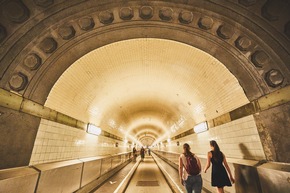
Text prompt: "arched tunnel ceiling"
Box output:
[[45, 38, 249, 145]]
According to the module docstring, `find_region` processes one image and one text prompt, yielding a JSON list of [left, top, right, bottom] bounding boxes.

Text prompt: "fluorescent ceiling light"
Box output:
[[87, 123, 102, 136], [193, 121, 208, 134]]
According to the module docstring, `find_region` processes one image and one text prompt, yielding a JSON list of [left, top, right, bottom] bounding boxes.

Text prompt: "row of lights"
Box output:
[[87, 121, 208, 146]]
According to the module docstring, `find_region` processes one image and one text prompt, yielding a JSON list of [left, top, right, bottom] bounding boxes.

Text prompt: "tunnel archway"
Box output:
[[1, 1, 289, 102], [0, 0, 289, 169], [44, 38, 249, 148]]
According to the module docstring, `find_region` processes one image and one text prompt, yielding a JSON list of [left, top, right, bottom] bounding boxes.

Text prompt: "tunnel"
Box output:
[[0, 0, 289, 193]]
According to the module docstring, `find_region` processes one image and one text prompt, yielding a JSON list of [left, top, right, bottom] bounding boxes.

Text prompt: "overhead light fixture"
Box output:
[[167, 138, 171, 142], [87, 123, 102, 136], [193, 121, 208, 134]]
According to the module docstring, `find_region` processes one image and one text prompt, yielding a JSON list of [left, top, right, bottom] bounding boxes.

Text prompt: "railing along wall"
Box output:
[[0, 152, 132, 193], [153, 150, 290, 193]]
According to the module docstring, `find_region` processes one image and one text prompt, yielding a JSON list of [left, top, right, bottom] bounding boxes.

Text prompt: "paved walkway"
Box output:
[[125, 155, 173, 193], [93, 161, 137, 193], [93, 154, 209, 193]]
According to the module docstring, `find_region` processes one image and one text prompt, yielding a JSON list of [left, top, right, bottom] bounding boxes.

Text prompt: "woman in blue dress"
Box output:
[[204, 140, 235, 193]]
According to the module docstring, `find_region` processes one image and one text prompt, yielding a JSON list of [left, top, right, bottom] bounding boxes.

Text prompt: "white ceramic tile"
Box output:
[[159, 115, 265, 160], [45, 38, 249, 145], [29, 119, 130, 165]]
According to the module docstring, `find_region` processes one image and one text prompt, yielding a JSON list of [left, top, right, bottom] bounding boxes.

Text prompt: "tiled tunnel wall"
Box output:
[[29, 119, 130, 165], [31, 114, 265, 165], [157, 115, 265, 161], [0, 0, 289, 171]]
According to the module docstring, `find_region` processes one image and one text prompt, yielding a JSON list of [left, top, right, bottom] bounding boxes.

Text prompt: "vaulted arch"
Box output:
[[0, 0, 289, 169]]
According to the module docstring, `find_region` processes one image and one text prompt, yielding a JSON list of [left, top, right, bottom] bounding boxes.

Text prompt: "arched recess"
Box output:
[[137, 133, 157, 141], [140, 137, 155, 147], [11, 26, 265, 102], [0, 0, 289, 168], [0, 0, 289, 102], [130, 124, 166, 140], [135, 129, 159, 138]]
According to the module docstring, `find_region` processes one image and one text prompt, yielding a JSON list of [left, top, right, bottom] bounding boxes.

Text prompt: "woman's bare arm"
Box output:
[[179, 156, 184, 185], [223, 154, 235, 183], [203, 152, 211, 173]]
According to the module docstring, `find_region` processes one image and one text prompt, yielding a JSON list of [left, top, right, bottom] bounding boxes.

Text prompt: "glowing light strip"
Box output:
[[193, 121, 208, 134], [87, 123, 102, 136]]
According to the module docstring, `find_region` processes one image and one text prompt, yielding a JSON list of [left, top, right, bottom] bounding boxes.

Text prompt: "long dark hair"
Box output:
[[210, 140, 223, 161], [183, 143, 193, 157]]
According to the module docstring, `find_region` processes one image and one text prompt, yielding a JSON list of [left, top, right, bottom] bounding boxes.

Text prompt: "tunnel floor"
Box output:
[[93, 155, 172, 193], [93, 154, 211, 193], [125, 155, 172, 193], [92, 160, 136, 193]]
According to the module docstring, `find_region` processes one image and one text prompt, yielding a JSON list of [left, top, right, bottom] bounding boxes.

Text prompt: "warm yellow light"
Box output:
[[87, 123, 102, 136], [193, 122, 208, 133]]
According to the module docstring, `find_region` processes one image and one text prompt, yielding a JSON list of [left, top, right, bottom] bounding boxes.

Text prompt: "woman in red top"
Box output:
[[179, 143, 202, 193]]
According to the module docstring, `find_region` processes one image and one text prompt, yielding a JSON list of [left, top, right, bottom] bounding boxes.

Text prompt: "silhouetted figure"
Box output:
[[148, 148, 151, 156], [204, 140, 235, 193], [179, 143, 202, 193], [133, 147, 137, 162], [140, 147, 145, 161]]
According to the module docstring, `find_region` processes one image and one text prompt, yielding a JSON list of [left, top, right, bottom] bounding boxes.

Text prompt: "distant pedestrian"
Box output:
[[148, 148, 151, 156], [204, 140, 235, 193], [140, 147, 145, 161], [133, 147, 137, 162], [179, 143, 202, 193]]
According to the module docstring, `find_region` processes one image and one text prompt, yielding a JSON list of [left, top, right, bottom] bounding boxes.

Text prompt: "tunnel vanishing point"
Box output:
[[0, 0, 289, 193]]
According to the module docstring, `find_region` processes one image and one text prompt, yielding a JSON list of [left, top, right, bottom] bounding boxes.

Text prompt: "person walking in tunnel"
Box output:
[[140, 147, 145, 161], [204, 140, 235, 193], [132, 146, 137, 162], [179, 143, 202, 193]]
